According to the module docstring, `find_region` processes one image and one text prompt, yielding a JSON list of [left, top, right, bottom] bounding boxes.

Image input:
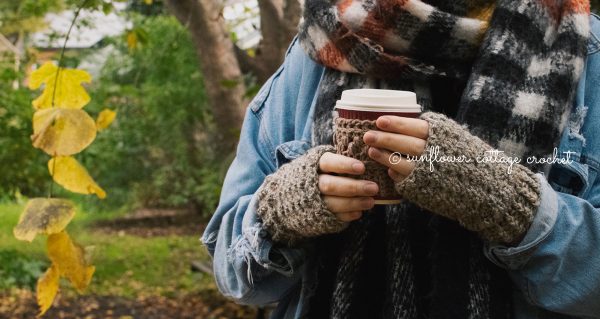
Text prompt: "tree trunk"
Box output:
[[165, 0, 302, 152], [235, 0, 301, 82], [165, 0, 245, 156]]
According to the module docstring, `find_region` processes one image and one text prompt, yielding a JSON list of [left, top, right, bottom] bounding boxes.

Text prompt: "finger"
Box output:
[[319, 174, 379, 197], [363, 130, 426, 156], [319, 152, 365, 175], [388, 168, 407, 182], [375, 116, 429, 139], [335, 211, 363, 222], [323, 196, 375, 213], [368, 147, 415, 176]]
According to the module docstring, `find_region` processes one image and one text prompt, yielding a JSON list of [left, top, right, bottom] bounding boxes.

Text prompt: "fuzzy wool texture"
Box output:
[[256, 145, 346, 246], [395, 112, 541, 243], [300, 0, 590, 174]]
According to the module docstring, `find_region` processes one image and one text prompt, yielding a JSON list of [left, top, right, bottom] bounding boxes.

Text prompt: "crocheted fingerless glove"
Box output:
[[256, 145, 347, 246], [395, 112, 541, 243]]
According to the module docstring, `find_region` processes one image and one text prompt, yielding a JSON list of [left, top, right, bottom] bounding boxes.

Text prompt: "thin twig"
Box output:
[[48, 0, 90, 198]]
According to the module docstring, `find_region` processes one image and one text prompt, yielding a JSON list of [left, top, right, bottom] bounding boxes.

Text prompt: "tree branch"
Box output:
[[234, 44, 266, 76]]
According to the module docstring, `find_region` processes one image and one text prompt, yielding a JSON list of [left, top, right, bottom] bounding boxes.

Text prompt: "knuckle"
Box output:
[[357, 197, 373, 209], [319, 152, 332, 168], [352, 182, 362, 196], [322, 196, 336, 211], [409, 139, 425, 155], [381, 134, 392, 146], [319, 176, 333, 193], [419, 120, 430, 137], [394, 118, 407, 131]]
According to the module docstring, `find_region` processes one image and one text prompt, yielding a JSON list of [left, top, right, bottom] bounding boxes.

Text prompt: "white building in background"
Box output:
[[29, 0, 261, 75]]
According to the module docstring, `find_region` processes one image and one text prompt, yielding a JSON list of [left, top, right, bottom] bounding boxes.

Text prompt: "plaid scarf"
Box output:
[[299, 0, 590, 318], [300, 0, 590, 168]]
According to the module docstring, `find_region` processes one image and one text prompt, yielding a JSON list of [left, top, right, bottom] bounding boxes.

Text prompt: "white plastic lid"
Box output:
[[335, 89, 421, 112]]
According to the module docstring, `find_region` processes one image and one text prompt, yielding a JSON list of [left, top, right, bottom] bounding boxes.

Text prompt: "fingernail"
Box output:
[[379, 117, 390, 128], [363, 183, 379, 195], [388, 169, 399, 180], [352, 162, 364, 173], [362, 197, 375, 208], [363, 131, 377, 143]]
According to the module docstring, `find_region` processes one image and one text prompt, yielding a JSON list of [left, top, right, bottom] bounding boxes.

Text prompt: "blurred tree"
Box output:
[[164, 0, 301, 156], [0, 67, 48, 199], [84, 15, 221, 213], [0, 0, 63, 36]]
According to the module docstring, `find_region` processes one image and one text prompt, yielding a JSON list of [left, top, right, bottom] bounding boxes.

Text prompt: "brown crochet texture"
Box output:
[[333, 117, 399, 199], [395, 112, 541, 243], [256, 145, 347, 246]]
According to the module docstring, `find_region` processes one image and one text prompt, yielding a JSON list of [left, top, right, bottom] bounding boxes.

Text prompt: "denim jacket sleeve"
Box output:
[[485, 14, 600, 318], [201, 36, 325, 306]]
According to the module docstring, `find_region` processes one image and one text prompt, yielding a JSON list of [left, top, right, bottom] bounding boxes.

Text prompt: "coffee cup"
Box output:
[[333, 89, 422, 204]]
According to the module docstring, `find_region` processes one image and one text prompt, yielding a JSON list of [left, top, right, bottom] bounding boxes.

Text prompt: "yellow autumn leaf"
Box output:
[[126, 31, 138, 50], [144, 0, 153, 4], [47, 231, 95, 292], [96, 109, 116, 131], [37, 264, 60, 317], [13, 198, 76, 242], [28, 61, 91, 109], [48, 156, 106, 199], [32, 108, 97, 156]]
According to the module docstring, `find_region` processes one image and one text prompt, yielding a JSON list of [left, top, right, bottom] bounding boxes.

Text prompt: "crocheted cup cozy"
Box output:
[[333, 117, 400, 203]]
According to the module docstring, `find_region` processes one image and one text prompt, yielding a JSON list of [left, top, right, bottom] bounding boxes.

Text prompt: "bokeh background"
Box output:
[[1, 0, 599, 318]]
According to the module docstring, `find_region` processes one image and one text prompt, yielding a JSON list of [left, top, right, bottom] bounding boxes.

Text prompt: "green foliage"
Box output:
[[0, 250, 47, 290], [0, 66, 48, 200], [84, 14, 222, 215], [0, 203, 213, 297], [0, 0, 64, 35], [127, 0, 166, 16]]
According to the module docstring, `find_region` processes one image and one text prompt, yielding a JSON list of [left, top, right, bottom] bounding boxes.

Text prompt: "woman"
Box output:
[[203, 0, 600, 318]]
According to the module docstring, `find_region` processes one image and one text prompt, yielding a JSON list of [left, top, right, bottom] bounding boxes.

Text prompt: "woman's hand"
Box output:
[[318, 152, 378, 222], [363, 116, 430, 182]]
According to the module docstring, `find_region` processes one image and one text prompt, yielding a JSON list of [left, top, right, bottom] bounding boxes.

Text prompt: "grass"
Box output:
[[0, 201, 216, 298]]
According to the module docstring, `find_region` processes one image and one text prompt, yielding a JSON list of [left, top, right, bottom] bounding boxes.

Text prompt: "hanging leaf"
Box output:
[[36, 264, 60, 317], [47, 231, 95, 292], [13, 198, 76, 242], [32, 108, 97, 156], [125, 28, 148, 51], [126, 31, 138, 50], [28, 62, 92, 110], [48, 156, 106, 199], [96, 109, 116, 131]]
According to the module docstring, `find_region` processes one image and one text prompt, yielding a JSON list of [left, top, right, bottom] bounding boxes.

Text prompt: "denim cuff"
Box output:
[[484, 173, 558, 269], [231, 194, 306, 278]]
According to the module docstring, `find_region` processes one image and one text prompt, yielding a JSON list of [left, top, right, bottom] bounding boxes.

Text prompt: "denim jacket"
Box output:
[[203, 14, 600, 319]]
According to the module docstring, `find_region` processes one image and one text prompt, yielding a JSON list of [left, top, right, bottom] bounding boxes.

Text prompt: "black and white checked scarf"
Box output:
[[300, 0, 590, 317], [301, 0, 590, 171]]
